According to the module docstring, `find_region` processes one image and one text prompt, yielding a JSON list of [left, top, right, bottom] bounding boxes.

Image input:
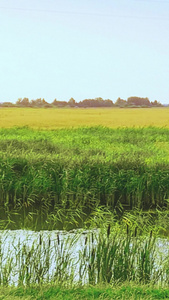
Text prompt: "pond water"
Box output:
[[0, 229, 96, 285], [0, 229, 169, 286]]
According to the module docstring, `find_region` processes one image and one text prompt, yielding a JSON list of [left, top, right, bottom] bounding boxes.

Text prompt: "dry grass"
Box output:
[[0, 107, 169, 128]]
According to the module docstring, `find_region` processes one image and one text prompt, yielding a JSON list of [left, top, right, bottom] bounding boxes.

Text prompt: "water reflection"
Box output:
[[0, 229, 169, 286]]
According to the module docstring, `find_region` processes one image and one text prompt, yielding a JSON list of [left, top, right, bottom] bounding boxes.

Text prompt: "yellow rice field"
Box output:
[[0, 107, 169, 128]]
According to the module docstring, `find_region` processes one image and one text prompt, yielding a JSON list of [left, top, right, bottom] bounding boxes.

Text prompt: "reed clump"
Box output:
[[1, 126, 169, 227]]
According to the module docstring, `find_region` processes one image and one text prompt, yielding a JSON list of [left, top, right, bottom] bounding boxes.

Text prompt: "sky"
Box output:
[[0, 0, 169, 104]]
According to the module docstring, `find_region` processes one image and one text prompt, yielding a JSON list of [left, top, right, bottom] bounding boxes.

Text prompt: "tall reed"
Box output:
[[1, 126, 169, 223], [78, 226, 166, 285], [0, 227, 168, 287]]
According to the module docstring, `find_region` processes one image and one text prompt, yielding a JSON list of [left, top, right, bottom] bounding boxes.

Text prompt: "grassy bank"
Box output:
[[1, 284, 169, 299], [1, 126, 169, 228]]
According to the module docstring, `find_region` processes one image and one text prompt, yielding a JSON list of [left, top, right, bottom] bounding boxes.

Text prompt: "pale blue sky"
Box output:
[[0, 0, 169, 103]]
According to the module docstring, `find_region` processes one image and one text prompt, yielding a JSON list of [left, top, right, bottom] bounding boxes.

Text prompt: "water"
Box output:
[[0, 229, 169, 286], [0, 229, 98, 285]]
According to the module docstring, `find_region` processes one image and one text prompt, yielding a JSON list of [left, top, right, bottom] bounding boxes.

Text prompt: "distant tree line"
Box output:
[[0, 96, 163, 108]]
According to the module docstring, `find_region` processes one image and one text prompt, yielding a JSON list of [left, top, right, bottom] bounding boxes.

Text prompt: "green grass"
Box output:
[[1, 126, 169, 228], [1, 284, 169, 299]]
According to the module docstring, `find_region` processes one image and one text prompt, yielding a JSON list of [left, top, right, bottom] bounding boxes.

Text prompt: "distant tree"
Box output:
[[79, 99, 94, 107], [104, 99, 114, 107], [78, 99, 92, 107], [44, 103, 52, 108], [22, 98, 30, 106], [34, 98, 43, 107], [78, 98, 114, 108], [12, 95, 163, 109], [1, 102, 15, 107], [29, 98, 49, 107], [94, 97, 105, 106], [94, 98, 114, 107], [151, 100, 163, 107], [68, 98, 76, 107], [16, 98, 22, 105], [52, 99, 68, 107], [16, 97, 30, 106], [127, 97, 150, 106], [52, 99, 58, 106], [42, 98, 48, 105], [30, 99, 36, 107], [115, 98, 127, 107]]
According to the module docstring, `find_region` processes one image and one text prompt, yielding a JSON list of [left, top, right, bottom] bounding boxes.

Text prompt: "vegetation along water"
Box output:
[[1, 108, 169, 298], [1, 125, 169, 228]]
